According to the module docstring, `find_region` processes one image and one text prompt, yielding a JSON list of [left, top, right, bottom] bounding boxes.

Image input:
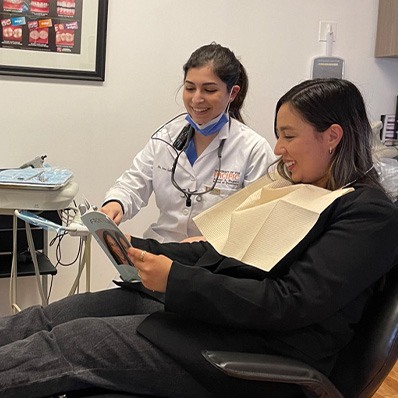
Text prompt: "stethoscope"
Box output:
[[151, 113, 227, 207]]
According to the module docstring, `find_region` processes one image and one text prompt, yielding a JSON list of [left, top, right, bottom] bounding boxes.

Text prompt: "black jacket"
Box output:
[[133, 186, 398, 396]]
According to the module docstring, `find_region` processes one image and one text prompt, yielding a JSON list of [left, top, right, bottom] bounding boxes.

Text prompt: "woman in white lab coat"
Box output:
[[101, 43, 275, 243]]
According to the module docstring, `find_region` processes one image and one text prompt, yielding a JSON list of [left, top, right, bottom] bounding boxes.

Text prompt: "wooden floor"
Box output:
[[374, 361, 398, 397]]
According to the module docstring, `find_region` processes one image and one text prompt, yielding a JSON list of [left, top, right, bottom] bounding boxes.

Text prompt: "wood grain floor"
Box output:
[[373, 361, 398, 397]]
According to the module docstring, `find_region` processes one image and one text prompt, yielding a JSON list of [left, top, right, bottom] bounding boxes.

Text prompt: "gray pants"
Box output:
[[0, 288, 209, 397]]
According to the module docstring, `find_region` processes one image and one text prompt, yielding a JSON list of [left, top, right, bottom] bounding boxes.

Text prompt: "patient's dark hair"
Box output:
[[273, 78, 383, 191], [183, 42, 248, 123], [103, 230, 127, 265]]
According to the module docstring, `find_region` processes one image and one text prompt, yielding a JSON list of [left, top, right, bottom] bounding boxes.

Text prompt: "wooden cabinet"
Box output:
[[375, 0, 398, 57]]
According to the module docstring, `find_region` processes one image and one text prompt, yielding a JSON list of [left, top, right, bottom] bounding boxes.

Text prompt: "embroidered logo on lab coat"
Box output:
[[213, 170, 241, 187]]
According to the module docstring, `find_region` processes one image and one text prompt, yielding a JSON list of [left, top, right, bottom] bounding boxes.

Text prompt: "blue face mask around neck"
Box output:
[[185, 112, 229, 136]]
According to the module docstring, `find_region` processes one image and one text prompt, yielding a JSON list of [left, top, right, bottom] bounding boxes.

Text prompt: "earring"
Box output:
[[329, 147, 333, 154]]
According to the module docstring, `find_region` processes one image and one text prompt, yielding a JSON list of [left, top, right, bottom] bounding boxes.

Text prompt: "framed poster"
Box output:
[[0, 0, 108, 81]]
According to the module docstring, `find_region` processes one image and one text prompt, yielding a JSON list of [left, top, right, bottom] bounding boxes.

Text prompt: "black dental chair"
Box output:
[[65, 264, 398, 398], [204, 263, 398, 398]]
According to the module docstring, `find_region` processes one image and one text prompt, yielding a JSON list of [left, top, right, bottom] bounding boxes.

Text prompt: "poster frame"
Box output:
[[0, 0, 108, 81]]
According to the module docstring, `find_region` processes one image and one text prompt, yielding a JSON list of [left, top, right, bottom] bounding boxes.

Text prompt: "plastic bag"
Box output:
[[0, 167, 73, 188], [375, 157, 398, 198]]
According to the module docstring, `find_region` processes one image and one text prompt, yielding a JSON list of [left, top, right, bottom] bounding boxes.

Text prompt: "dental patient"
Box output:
[[0, 78, 396, 398]]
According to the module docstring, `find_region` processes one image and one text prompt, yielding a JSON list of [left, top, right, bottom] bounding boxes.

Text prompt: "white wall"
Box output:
[[0, 0, 397, 314]]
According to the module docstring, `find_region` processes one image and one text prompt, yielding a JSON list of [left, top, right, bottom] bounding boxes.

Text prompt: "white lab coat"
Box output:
[[103, 115, 275, 242]]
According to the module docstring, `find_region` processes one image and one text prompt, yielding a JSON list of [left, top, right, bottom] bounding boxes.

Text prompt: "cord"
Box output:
[[49, 231, 83, 267], [150, 112, 187, 154]]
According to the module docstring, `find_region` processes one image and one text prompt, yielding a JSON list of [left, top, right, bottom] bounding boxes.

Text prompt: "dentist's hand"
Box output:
[[100, 201, 123, 225], [127, 247, 172, 293]]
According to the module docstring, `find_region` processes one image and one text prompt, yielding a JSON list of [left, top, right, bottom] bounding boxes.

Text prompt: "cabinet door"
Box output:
[[375, 0, 398, 57]]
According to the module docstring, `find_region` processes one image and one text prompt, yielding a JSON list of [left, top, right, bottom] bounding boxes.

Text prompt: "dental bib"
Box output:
[[194, 175, 354, 272]]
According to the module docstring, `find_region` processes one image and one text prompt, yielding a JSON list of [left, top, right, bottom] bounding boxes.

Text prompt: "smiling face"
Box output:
[[183, 65, 238, 126], [274, 103, 340, 188]]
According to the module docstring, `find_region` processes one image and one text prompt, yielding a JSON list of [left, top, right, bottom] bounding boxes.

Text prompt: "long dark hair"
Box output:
[[183, 42, 248, 123], [273, 78, 383, 191], [103, 230, 132, 266]]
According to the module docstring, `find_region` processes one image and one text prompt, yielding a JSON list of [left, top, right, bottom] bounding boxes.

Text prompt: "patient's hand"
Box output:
[[128, 247, 172, 293], [180, 236, 207, 243]]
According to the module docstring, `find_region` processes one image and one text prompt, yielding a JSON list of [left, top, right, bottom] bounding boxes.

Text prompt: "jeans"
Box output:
[[0, 288, 210, 398]]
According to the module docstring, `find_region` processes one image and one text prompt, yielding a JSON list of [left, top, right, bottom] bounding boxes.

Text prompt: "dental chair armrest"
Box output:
[[202, 350, 344, 398]]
